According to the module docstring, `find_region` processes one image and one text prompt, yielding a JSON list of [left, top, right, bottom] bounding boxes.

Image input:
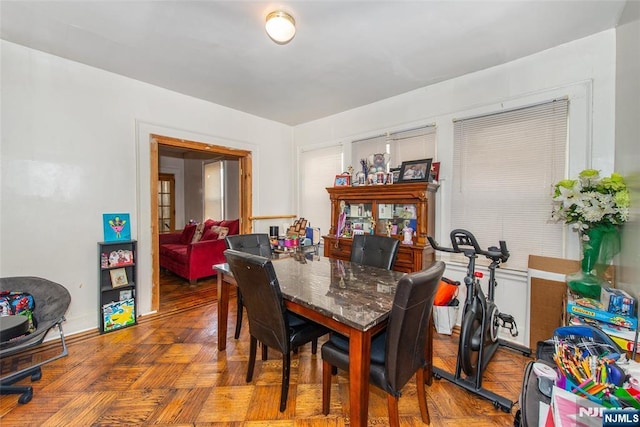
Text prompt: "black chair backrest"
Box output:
[[226, 233, 273, 257], [223, 249, 289, 354], [350, 234, 400, 270], [384, 261, 445, 392]]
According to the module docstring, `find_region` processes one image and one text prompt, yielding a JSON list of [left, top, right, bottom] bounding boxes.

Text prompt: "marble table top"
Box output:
[[215, 254, 407, 331]]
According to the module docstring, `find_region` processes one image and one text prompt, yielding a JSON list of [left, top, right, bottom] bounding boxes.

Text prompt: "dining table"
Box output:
[[214, 252, 435, 427]]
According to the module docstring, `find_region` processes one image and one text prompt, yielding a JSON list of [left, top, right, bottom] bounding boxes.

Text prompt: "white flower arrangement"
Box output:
[[551, 169, 630, 233]]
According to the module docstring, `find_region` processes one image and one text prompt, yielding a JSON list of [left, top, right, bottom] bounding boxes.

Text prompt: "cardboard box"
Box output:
[[566, 294, 637, 329], [528, 255, 579, 351], [601, 286, 635, 316], [567, 314, 638, 348], [528, 255, 616, 352]]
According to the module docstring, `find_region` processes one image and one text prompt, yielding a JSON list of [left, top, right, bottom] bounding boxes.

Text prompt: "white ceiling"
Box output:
[[0, 1, 629, 126]]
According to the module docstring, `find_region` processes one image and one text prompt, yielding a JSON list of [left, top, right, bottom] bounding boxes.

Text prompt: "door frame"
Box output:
[[149, 134, 253, 311], [158, 172, 176, 232]]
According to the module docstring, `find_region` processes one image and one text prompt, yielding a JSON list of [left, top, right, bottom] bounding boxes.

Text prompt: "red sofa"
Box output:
[[159, 219, 240, 284]]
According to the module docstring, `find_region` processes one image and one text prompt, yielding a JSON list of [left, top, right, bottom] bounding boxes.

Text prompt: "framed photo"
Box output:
[[390, 167, 401, 184], [398, 159, 432, 183], [334, 174, 351, 187], [396, 204, 417, 219], [430, 162, 441, 182], [109, 268, 129, 288], [378, 203, 394, 219], [119, 289, 133, 300]]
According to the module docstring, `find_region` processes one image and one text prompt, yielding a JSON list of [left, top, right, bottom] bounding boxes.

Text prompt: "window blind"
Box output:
[[388, 126, 436, 168], [451, 99, 568, 270], [352, 125, 436, 171], [299, 144, 343, 236], [204, 161, 223, 220]]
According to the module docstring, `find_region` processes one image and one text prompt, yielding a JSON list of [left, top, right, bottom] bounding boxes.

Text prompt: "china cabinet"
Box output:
[[323, 182, 439, 273]]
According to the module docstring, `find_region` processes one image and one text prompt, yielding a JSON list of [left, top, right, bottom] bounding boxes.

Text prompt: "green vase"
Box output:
[[566, 224, 620, 299]]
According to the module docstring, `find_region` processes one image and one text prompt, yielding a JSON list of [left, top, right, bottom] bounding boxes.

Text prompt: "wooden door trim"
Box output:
[[150, 134, 253, 312]]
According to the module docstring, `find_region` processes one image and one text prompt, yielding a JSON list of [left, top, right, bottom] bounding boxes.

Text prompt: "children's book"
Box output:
[[103, 299, 135, 332]]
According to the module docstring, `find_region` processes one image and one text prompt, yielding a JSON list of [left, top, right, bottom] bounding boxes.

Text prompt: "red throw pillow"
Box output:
[[201, 228, 219, 241], [180, 224, 197, 244], [219, 219, 239, 235], [204, 219, 218, 229]]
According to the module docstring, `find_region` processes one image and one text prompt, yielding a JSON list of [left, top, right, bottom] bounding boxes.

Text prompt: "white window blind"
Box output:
[[299, 145, 343, 237], [388, 126, 436, 169], [204, 161, 223, 220], [352, 134, 387, 170], [352, 125, 436, 171], [451, 99, 568, 270]]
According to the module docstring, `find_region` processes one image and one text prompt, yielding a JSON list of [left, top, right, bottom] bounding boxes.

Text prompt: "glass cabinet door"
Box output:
[[375, 203, 417, 236], [341, 202, 373, 237]]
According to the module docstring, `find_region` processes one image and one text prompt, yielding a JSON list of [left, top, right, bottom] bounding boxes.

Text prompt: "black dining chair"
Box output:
[[350, 234, 400, 270], [224, 249, 329, 412], [225, 233, 273, 340], [321, 261, 445, 426]]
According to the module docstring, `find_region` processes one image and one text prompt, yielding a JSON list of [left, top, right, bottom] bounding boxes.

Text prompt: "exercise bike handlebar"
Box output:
[[427, 229, 510, 263]]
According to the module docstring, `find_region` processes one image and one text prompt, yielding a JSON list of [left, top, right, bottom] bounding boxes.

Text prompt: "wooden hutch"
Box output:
[[323, 182, 439, 273]]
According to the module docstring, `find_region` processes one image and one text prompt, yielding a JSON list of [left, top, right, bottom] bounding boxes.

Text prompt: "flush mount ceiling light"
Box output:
[[265, 11, 296, 44]]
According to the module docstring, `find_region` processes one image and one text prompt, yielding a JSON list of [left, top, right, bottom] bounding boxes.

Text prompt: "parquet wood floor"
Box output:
[[1, 271, 532, 426]]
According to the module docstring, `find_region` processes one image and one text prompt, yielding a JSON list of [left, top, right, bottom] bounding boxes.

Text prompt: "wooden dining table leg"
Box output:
[[217, 272, 229, 351], [349, 329, 372, 427], [425, 315, 434, 385]]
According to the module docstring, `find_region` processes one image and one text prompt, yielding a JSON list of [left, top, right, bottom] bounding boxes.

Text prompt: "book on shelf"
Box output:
[[102, 299, 135, 332]]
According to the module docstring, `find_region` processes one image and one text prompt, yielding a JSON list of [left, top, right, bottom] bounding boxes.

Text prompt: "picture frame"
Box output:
[[109, 268, 129, 288], [378, 204, 394, 219], [390, 167, 401, 184], [398, 159, 432, 183], [334, 174, 351, 187], [107, 249, 134, 267], [103, 213, 131, 242], [430, 162, 441, 182]]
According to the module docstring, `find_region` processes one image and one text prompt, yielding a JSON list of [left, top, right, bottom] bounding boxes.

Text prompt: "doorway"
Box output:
[[149, 134, 252, 312]]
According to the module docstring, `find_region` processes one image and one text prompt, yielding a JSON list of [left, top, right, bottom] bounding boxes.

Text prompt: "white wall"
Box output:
[[293, 30, 618, 347], [0, 27, 626, 346], [0, 41, 294, 336], [184, 157, 204, 223], [615, 1, 640, 298]]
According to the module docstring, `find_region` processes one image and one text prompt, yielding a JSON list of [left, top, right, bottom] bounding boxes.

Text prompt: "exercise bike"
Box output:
[[428, 229, 526, 412]]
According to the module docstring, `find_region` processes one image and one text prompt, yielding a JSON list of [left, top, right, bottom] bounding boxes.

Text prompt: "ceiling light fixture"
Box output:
[[265, 11, 296, 44]]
